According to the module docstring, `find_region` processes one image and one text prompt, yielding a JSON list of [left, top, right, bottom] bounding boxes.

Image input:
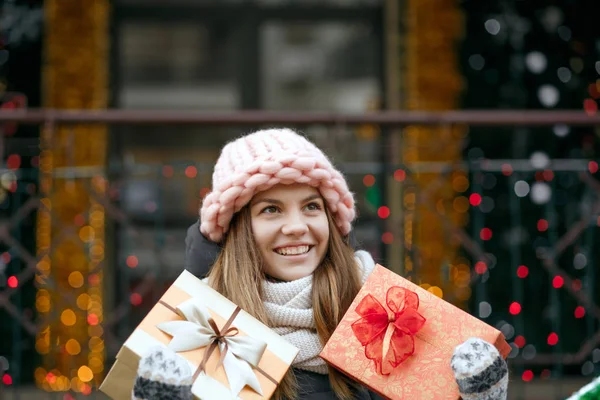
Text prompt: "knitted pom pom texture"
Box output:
[[200, 128, 355, 242]]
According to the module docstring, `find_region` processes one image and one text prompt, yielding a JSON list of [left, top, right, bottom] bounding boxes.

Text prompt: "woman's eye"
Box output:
[[305, 202, 322, 211], [261, 206, 279, 214]]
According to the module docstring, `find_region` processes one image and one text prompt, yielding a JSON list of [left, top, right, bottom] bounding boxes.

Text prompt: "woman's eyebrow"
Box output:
[[301, 194, 322, 203], [251, 198, 282, 207]]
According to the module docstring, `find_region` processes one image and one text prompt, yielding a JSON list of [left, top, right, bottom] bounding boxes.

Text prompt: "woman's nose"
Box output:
[[281, 213, 309, 236]]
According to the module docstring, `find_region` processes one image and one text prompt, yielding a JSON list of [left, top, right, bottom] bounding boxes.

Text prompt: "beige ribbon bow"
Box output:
[[157, 298, 267, 397]]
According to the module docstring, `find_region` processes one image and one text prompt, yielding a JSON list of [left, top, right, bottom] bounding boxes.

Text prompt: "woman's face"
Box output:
[[249, 183, 330, 281]]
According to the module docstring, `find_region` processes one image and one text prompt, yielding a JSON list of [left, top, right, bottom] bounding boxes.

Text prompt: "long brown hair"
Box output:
[[207, 205, 363, 399]]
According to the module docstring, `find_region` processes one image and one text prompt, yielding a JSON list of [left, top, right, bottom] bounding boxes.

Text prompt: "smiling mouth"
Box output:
[[274, 245, 312, 256]]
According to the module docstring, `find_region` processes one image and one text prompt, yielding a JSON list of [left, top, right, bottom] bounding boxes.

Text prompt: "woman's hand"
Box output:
[[132, 346, 193, 400], [451, 338, 509, 400]]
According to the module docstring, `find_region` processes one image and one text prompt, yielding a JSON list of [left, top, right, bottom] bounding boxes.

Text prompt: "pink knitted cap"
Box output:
[[200, 128, 355, 242]]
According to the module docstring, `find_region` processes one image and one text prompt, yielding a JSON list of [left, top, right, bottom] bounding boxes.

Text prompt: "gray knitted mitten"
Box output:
[[451, 338, 509, 400], [132, 346, 193, 400]]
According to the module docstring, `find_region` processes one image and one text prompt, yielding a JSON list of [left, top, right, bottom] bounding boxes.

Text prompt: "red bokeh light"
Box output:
[[522, 370, 534, 382], [474, 262, 487, 275], [82, 383, 92, 395], [540, 369, 551, 379], [130, 293, 143, 306], [393, 169, 406, 182], [2, 374, 12, 385], [547, 332, 559, 346], [572, 279, 582, 291], [584, 98, 598, 115], [126, 255, 138, 268], [514, 335, 526, 348], [552, 276, 564, 289], [501, 164, 513, 176], [87, 314, 99, 326], [7, 276, 18, 288], [73, 214, 86, 227], [46, 373, 57, 383], [6, 154, 21, 170], [480, 228, 492, 241], [377, 206, 390, 219], [574, 306, 585, 319], [88, 274, 100, 286], [589, 161, 599, 174], [363, 174, 376, 187], [509, 302, 521, 315], [542, 170, 554, 181], [469, 193, 482, 206], [381, 232, 394, 245], [537, 219, 549, 232], [185, 166, 197, 178], [517, 265, 529, 278]]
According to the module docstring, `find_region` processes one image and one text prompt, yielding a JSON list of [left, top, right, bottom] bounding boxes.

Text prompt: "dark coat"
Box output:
[[184, 221, 382, 400]]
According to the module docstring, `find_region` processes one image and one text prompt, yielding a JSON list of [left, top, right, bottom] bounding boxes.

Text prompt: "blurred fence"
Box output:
[[0, 109, 599, 399]]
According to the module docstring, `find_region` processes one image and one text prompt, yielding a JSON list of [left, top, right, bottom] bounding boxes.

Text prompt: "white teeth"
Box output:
[[275, 246, 310, 256]]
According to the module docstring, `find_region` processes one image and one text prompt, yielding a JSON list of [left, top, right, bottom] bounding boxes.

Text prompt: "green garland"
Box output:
[[566, 376, 600, 400]]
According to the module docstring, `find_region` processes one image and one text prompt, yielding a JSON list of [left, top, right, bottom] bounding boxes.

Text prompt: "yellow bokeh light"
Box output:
[[58, 376, 70, 391], [60, 309, 77, 326], [68, 271, 84, 288], [71, 377, 82, 392], [452, 176, 469, 192], [77, 366, 94, 382], [89, 357, 104, 373], [35, 367, 47, 382], [36, 296, 51, 313], [37, 259, 50, 272], [76, 293, 90, 310], [65, 339, 81, 355], [35, 339, 49, 354], [88, 337, 104, 352], [428, 286, 444, 298], [452, 196, 470, 213], [78, 226, 95, 243], [456, 286, 472, 301], [88, 325, 103, 337]]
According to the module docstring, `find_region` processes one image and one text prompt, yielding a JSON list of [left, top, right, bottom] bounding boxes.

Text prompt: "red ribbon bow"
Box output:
[[351, 287, 426, 375]]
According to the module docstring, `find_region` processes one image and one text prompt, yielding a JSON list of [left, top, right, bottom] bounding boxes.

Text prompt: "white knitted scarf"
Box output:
[[261, 250, 375, 374]]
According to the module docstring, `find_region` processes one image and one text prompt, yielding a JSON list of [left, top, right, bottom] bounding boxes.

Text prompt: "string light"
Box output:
[[480, 228, 493, 240], [474, 262, 487, 275], [517, 265, 529, 278], [552, 276, 564, 289], [514, 335, 526, 348], [36, 0, 108, 391], [377, 206, 390, 219], [522, 370, 534, 382], [501, 164, 513, 176], [509, 302, 522, 315], [126, 255, 138, 268], [363, 174, 376, 187], [7, 276, 18, 288], [393, 169, 406, 182], [469, 193, 482, 206], [185, 166, 197, 178], [381, 232, 394, 245]]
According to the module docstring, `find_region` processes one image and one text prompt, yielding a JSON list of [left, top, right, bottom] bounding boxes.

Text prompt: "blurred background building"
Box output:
[[0, 0, 599, 398]]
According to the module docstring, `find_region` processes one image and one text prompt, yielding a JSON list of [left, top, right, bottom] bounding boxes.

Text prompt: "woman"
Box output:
[[133, 129, 508, 400]]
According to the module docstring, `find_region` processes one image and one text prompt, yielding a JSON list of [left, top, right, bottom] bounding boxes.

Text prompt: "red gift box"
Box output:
[[320, 264, 511, 399]]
